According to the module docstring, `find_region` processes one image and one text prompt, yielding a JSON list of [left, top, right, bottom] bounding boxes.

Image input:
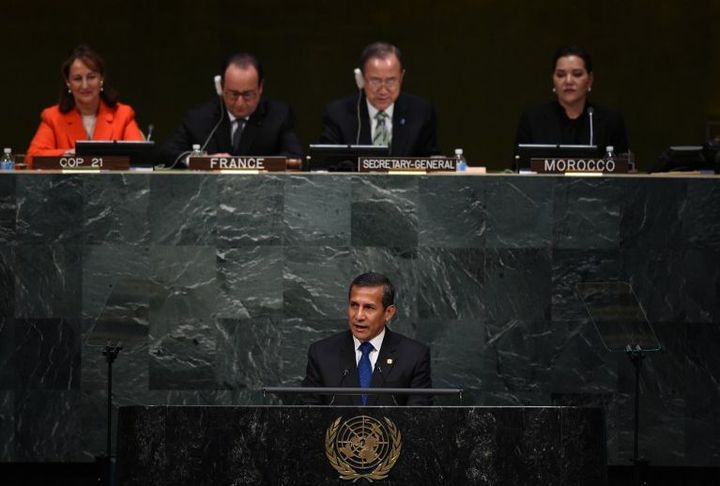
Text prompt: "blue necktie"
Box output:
[[358, 341, 374, 405]]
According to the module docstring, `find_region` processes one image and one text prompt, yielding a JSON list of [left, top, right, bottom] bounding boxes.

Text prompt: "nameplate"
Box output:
[[530, 157, 628, 174], [32, 155, 130, 171], [188, 156, 287, 171], [358, 157, 457, 173]]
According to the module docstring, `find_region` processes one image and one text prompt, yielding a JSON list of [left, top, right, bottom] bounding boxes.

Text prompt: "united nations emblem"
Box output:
[[325, 415, 402, 482]]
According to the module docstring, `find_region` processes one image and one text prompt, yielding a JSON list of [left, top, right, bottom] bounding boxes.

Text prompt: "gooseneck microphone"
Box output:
[[200, 95, 226, 154], [375, 364, 398, 405], [145, 123, 154, 142], [165, 77, 226, 170], [588, 106, 595, 146], [354, 68, 363, 144], [329, 368, 350, 406]]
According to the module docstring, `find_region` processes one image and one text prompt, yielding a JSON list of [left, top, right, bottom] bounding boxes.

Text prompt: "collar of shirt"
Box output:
[[366, 100, 394, 142], [353, 327, 386, 370]]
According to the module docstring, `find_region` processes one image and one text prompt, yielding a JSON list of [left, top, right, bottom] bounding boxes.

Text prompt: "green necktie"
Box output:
[[373, 111, 390, 147]]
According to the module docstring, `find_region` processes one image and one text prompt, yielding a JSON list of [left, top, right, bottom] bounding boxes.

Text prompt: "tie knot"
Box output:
[[376, 111, 388, 121], [359, 341, 374, 355]]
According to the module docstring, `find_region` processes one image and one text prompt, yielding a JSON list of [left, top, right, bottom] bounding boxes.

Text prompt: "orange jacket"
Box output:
[[25, 101, 144, 167]]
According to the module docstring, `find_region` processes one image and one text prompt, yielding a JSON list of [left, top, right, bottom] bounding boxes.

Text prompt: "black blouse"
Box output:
[[515, 100, 629, 156]]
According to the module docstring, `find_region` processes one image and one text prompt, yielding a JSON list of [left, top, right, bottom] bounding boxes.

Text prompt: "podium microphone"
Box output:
[[329, 369, 350, 406], [588, 107, 594, 146]]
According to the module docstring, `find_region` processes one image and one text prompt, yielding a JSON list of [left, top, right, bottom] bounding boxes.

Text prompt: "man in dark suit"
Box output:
[[319, 42, 440, 157], [302, 272, 432, 406], [160, 52, 303, 167]]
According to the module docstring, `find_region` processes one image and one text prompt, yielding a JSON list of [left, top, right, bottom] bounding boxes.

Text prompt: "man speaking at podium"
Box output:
[[319, 42, 440, 157], [302, 272, 432, 405]]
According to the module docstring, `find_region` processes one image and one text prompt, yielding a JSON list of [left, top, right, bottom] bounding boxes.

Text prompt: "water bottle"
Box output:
[[1, 148, 15, 171], [186, 144, 205, 166], [604, 145, 615, 163], [455, 148, 467, 172]]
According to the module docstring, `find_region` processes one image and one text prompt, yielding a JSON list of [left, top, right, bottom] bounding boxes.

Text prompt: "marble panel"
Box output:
[[283, 246, 352, 319], [416, 247, 485, 320], [684, 179, 720, 251], [216, 246, 283, 319], [14, 244, 82, 319], [284, 175, 351, 246], [485, 175, 553, 249], [217, 175, 285, 247], [0, 390, 13, 461], [82, 174, 151, 245], [0, 246, 12, 318], [12, 318, 80, 390], [485, 248, 552, 322], [554, 177, 624, 250], [620, 177, 686, 251], [417, 175, 486, 248], [214, 317, 343, 393], [148, 245, 218, 323], [15, 174, 83, 244], [0, 175, 15, 244], [0, 318, 13, 389], [352, 175, 418, 247], [149, 174, 217, 245]]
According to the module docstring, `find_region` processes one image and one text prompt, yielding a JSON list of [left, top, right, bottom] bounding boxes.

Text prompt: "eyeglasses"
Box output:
[[366, 77, 400, 89], [223, 89, 259, 102]]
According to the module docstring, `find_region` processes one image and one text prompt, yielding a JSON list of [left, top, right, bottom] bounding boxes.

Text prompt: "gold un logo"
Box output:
[[325, 415, 402, 482]]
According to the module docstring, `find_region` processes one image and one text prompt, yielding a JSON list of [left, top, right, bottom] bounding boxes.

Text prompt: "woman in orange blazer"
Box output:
[[26, 45, 144, 168]]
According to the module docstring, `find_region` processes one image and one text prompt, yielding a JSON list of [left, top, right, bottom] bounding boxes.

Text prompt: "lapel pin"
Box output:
[[386, 358, 393, 365]]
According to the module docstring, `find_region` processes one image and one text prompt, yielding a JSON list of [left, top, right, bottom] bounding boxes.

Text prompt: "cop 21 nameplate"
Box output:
[[358, 157, 457, 172], [188, 156, 287, 171], [531, 157, 629, 174], [32, 155, 130, 170]]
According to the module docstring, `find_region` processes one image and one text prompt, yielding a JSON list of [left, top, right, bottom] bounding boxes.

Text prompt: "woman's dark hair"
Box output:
[[552, 46, 593, 74], [59, 44, 119, 113]]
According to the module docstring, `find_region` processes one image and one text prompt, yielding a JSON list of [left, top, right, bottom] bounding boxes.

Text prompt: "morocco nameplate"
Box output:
[[530, 157, 628, 174]]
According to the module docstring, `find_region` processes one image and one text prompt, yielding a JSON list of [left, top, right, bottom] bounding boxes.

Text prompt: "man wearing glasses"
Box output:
[[319, 42, 440, 157], [160, 52, 303, 166]]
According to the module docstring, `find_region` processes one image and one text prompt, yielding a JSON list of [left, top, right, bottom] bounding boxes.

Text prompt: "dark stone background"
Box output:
[[1, 172, 719, 467]]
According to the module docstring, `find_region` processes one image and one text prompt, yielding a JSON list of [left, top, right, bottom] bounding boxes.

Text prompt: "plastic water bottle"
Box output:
[[185, 144, 205, 166], [455, 148, 467, 172], [604, 145, 615, 163], [0, 148, 15, 171], [191, 144, 204, 157]]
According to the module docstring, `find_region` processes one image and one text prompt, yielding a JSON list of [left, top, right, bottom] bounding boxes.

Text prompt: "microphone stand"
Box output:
[[96, 342, 123, 486], [626, 344, 649, 486]]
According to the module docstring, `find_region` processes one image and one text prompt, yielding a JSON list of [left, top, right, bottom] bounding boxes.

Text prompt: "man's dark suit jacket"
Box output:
[[319, 92, 440, 157], [160, 97, 303, 166], [302, 328, 433, 406]]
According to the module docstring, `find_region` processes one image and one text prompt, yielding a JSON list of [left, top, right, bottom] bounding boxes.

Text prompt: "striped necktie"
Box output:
[[373, 111, 390, 147]]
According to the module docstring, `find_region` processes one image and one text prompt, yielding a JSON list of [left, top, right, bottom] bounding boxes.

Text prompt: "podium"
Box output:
[[116, 405, 606, 485]]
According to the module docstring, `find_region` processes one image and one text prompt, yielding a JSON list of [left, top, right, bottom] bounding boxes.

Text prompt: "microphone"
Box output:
[[200, 94, 226, 154], [354, 68, 363, 144], [588, 107, 594, 146], [145, 123, 154, 142], [329, 368, 350, 406], [374, 365, 398, 405]]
